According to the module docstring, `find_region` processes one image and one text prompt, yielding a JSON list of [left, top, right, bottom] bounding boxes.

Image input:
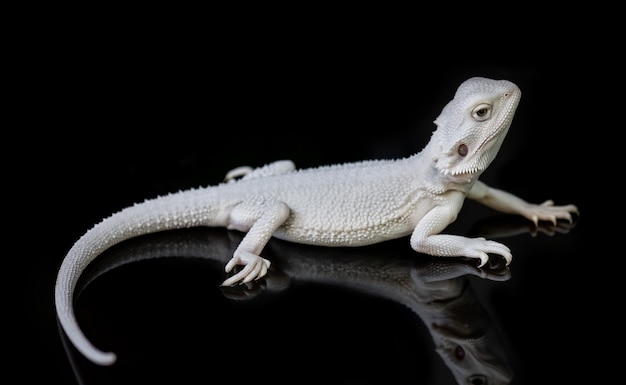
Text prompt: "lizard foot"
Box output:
[[221, 252, 271, 286], [520, 200, 579, 226]]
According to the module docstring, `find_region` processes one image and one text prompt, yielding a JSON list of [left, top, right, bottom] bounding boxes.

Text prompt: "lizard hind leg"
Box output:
[[224, 166, 253, 182], [222, 199, 290, 286], [224, 160, 296, 183]]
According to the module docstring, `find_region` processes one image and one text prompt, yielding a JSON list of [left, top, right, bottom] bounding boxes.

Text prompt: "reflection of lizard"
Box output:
[[55, 77, 579, 366], [67, 228, 514, 385]]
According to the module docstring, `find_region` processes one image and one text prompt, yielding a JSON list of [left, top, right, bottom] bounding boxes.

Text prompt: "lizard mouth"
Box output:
[[444, 161, 488, 177]]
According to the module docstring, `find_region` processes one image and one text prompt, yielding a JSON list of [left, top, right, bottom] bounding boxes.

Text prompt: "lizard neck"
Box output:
[[409, 147, 479, 196]]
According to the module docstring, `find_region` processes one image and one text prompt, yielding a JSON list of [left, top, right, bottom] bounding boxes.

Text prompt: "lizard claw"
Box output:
[[467, 238, 512, 268], [476, 251, 511, 268], [477, 253, 489, 268]]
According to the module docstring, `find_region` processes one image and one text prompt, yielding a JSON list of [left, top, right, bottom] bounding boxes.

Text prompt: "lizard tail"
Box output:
[[55, 188, 229, 365], [55, 232, 120, 365]]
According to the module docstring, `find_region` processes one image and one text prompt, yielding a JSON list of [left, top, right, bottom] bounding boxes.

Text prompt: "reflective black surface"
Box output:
[[20, 54, 604, 384], [62, 219, 561, 385]]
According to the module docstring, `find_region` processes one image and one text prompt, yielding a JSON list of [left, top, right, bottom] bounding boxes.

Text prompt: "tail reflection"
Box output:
[[65, 212, 576, 384]]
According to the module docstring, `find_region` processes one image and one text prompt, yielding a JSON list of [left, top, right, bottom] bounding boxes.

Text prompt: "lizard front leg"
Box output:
[[467, 180, 579, 225], [410, 191, 512, 267], [222, 198, 290, 286]]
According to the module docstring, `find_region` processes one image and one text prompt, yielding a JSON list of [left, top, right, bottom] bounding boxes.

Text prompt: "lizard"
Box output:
[[54, 76, 579, 366]]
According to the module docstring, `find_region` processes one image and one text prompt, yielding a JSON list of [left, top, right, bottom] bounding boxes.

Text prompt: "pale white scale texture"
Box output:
[[55, 77, 579, 366]]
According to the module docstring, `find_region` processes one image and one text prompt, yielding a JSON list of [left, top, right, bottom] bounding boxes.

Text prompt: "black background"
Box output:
[[13, 18, 611, 385]]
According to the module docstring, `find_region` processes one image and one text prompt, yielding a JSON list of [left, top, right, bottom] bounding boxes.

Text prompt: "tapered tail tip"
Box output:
[[87, 350, 117, 366]]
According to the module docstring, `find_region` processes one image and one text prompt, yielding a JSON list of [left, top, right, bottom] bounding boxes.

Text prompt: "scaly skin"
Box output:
[[55, 77, 579, 366]]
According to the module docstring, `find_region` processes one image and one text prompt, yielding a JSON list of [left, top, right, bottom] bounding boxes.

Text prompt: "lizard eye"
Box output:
[[472, 103, 492, 121], [458, 143, 468, 156]]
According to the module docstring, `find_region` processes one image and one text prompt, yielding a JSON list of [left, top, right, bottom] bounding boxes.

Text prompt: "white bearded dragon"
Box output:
[[55, 77, 579, 366]]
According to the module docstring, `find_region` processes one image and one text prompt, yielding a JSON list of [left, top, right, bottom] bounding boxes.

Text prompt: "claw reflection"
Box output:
[[61, 213, 569, 385]]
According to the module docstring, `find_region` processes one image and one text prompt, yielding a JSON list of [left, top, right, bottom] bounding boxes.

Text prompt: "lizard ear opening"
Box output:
[[458, 143, 468, 157]]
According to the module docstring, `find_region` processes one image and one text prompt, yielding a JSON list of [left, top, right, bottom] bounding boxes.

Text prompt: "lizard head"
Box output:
[[431, 77, 521, 181]]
